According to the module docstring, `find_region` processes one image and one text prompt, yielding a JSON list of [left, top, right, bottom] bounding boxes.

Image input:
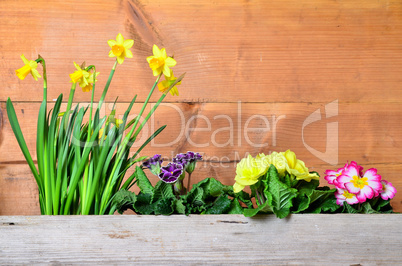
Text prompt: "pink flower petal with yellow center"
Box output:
[[337, 164, 360, 189], [335, 188, 359, 206], [380, 180, 397, 200], [362, 168, 382, 196]]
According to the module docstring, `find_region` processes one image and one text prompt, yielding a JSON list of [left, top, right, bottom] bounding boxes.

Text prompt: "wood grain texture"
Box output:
[[0, 0, 401, 103], [0, 215, 401, 264], [0, 0, 402, 214]]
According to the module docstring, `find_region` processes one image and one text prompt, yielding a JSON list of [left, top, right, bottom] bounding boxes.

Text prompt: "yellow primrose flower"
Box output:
[[15, 54, 41, 81], [281, 150, 319, 182], [108, 33, 134, 64], [81, 70, 100, 92], [146, 45, 176, 77], [157, 70, 182, 96], [257, 152, 288, 177], [233, 154, 267, 193]]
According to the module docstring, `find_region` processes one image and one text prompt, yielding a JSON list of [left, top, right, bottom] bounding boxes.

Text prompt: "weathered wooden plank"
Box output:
[[0, 0, 401, 103], [1, 163, 401, 215], [1, 101, 401, 165], [0, 214, 401, 264]]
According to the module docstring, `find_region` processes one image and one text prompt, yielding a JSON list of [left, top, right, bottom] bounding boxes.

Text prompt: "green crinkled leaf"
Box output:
[[205, 195, 232, 214], [135, 166, 154, 196], [360, 202, 378, 214], [343, 203, 359, 213], [263, 165, 298, 219], [153, 181, 175, 200], [204, 178, 224, 197], [153, 198, 174, 215], [111, 189, 137, 214], [373, 198, 393, 213], [292, 194, 310, 213], [311, 197, 340, 213], [134, 193, 154, 215], [173, 199, 186, 214], [228, 199, 244, 214], [243, 200, 273, 217]]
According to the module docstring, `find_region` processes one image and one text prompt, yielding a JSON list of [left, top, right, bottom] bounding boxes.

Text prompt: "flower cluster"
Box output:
[[142, 152, 202, 193], [233, 150, 319, 193], [9, 33, 185, 215], [325, 162, 396, 206]]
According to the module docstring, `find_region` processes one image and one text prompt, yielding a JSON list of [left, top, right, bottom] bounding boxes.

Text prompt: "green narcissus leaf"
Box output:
[[263, 165, 298, 219]]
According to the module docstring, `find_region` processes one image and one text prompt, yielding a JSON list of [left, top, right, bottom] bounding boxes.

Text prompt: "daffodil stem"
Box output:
[[36, 58, 47, 103], [99, 74, 161, 214], [66, 84, 76, 114], [98, 60, 117, 112]]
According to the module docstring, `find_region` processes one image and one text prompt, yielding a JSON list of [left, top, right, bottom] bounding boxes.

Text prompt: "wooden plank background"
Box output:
[[0, 0, 402, 214], [1, 214, 402, 264]]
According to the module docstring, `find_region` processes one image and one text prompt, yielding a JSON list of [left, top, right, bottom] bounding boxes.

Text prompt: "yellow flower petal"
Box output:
[[15, 64, 31, 80], [116, 56, 124, 64], [233, 182, 245, 193], [123, 39, 134, 49], [20, 54, 29, 64], [107, 40, 117, 48], [116, 33, 124, 44], [125, 49, 133, 58], [165, 57, 177, 67], [108, 50, 116, 58], [153, 45, 161, 57]]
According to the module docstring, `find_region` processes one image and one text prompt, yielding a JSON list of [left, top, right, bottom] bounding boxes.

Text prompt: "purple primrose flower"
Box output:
[[173, 151, 203, 174], [142, 154, 163, 175], [158, 162, 184, 183]]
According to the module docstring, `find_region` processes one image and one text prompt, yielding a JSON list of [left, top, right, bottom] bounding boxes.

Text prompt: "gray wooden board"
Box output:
[[0, 214, 401, 265]]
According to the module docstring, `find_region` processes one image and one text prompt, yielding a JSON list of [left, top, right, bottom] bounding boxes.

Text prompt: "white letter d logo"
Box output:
[[302, 100, 338, 165]]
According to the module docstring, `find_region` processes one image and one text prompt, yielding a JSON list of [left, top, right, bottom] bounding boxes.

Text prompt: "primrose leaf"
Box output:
[[134, 193, 154, 215], [135, 166, 154, 196], [111, 189, 136, 214], [263, 165, 298, 219], [153, 180, 175, 200], [153, 198, 174, 215], [228, 199, 244, 214], [205, 195, 232, 214], [243, 200, 273, 217]]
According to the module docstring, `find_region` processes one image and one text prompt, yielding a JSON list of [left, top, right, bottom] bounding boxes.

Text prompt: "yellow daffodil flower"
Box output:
[[281, 150, 319, 182], [70, 62, 90, 85], [146, 45, 176, 77], [108, 33, 134, 64], [81, 70, 100, 92], [157, 70, 181, 96], [15, 54, 41, 81], [233, 154, 267, 193]]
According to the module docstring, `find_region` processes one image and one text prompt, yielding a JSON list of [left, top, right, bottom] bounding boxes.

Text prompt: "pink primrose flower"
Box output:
[[338, 165, 382, 202], [334, 188, 360, 206], [380, 180, 397, 200]]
